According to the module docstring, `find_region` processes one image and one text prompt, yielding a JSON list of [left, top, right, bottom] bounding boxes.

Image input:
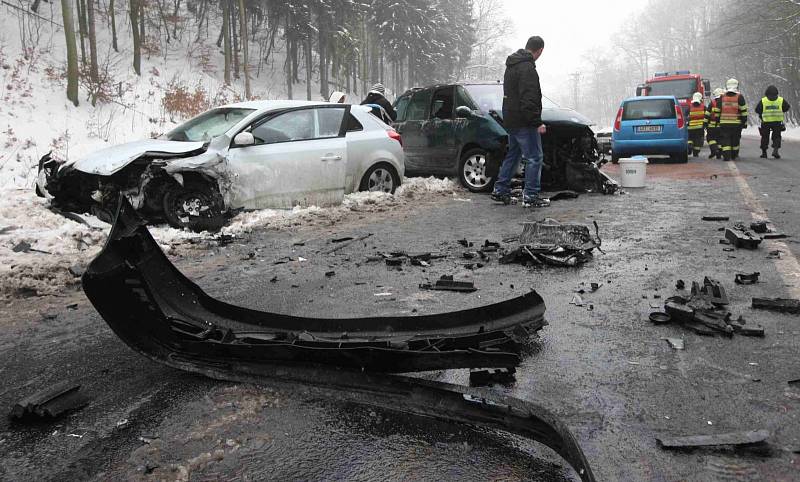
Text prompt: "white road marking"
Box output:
[[727, 161, 800, 298]]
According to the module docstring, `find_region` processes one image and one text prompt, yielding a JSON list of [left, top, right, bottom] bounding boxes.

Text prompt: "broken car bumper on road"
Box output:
[[82, 197, 548, 373]]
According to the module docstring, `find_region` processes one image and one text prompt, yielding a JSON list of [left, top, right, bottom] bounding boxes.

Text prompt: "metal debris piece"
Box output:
[[664, 338, 684, 350], [385, 257, 403, 267], [331, 236, 354, 243], [725, 228, 762, 249], [420, 275, 477, 293], [664, 302, 694, 324], [763, 232, 788, 239], [789, 379, 800, 386], [702, 216, 730, 221], [676, 279, 685, 290], [735, 272, 760, 285], [570, 294, 585, 307], [693, 311, 734, 337], [502, 219, 601, 267], [750, 221, 769, 233], [730, 316, 765, 337], [656, 429, 769, 450], [469, 367, 516, 387], [752, 298, 800, 314], [649, 312, 672, 324], [9, 382, 90, 421], [457, 239, 473, 247], [12, 241, 32, 253], [766, 250, 783, 259], [691, 277, 729, 305]]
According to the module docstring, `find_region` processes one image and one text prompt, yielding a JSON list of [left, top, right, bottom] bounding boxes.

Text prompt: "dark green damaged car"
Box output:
[[393, 83, 616, 194]]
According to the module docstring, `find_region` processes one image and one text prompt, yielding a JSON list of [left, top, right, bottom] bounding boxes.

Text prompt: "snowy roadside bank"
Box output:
[[0, 177, 462, 298]]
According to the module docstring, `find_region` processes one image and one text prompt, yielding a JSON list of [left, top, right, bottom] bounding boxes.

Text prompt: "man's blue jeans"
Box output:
[[493, 127, 543, 199]]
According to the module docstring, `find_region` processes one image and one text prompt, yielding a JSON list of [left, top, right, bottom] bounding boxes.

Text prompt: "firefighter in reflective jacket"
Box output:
[[705, 88, 725, 159], [687, 92, 706, 157], [712, 78, 748, 161], [755, 85, 791, 159]]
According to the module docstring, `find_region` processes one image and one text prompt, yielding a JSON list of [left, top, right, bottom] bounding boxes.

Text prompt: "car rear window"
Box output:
[[622, 99, 675, 121]]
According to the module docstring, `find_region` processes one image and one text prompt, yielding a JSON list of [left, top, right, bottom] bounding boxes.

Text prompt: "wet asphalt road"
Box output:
[[1, 137, 799, 481]]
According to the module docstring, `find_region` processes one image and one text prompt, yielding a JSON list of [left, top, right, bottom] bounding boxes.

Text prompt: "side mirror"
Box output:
[[702, 79, 711, 95], [635, 84, 646, 97], [455, 106, 474, 118], [233, 131, 255, 146]]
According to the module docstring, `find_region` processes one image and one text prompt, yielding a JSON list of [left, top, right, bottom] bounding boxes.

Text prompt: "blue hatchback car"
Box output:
[[611, 96, 689, 163]]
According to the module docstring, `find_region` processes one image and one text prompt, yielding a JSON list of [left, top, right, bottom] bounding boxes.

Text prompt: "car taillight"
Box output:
[[388, 129, 402, 146], [613, 108, 623, 131], [675, 105, 685, 129]]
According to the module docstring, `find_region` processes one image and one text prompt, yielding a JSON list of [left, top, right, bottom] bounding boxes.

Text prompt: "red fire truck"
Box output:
[[636, 71, 712, 116]]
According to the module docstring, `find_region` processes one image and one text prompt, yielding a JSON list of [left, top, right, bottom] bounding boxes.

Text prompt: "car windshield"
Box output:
[[622, 99, 676, 120], [463, 84, 559, 113], [646, 79, 696, 99], [164, 108, 255, 142]]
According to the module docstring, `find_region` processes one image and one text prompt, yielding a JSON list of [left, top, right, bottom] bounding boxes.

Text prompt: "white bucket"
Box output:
[[618, 156, 648, 188]]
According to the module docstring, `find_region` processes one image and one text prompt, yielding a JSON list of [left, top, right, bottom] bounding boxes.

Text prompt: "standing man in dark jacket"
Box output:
[[755, 85, 791, 159], [361, 83, 397, 121], [491, 36, 549, 208]]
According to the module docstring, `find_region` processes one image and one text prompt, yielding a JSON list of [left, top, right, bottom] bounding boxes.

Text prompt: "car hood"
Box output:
[[490, 107, 594, 127], [66, 139, 206, 176], [542, 107, 593, 126]]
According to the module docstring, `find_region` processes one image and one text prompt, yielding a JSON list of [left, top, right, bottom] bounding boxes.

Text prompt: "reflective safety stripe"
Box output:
[[719, 94, 744, 125], [761, 96, 785, 123], [688, 103, 705, 129]]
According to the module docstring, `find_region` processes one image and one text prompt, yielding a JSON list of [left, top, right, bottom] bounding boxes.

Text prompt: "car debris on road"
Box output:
[[656, 429, 770, 450], [9, 382, 90, 421], [419, 275, 477, 293], [752, 297, 800, 314], [500, 219, 601, 267]]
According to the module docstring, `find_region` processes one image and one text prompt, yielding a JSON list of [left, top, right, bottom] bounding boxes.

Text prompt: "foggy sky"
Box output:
[[499, 0, 646, 98]]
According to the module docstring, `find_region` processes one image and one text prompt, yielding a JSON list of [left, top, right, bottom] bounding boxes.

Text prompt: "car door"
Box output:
[[395, 89, 432, 172], [225, 106, 348, 209], [425, 86, 458, 171]]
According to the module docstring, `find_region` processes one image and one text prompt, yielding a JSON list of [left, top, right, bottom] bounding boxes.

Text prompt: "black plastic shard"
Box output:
[[82, 197, 547, 373]]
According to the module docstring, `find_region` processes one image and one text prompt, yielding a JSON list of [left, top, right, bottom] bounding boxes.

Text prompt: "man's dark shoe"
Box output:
[[522, 196, 550, 208], [708, 151, 716, 159], [760, 150, 768, 158], [490, 192, 511, 205], [773, 149, 781, 159]]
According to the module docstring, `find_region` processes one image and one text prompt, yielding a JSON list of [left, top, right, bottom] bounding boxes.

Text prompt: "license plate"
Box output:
[[635, 125, 662, 133]]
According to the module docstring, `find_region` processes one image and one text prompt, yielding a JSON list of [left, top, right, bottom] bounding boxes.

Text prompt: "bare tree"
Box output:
[[130, 0, 142, 75], [61, 0, 80, 106], [238, 0, 251, 98]]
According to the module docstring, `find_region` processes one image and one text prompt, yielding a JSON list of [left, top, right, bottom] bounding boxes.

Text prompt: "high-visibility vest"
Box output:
[[688, 102, 705, 129], [719, 93, 743, 125], [705, 98, 718, 128], [761, 96, 785, 123]]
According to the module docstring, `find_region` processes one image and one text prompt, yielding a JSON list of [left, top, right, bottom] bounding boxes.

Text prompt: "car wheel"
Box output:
[[459, 148, 493, 193], [359, 163, 399, 194], [162, 182, 226, 232], [611, 153, 620, 164]]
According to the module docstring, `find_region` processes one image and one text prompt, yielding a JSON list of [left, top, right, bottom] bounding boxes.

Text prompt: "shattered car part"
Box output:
[[9, 382, 90, 421], [419, 275, 478, 293], [752, 298, 800, 314], [735, 272, 760, 285], [657, 429, 769, 450], [502, 219, 602, 267], [184, 362, 597, 481], [82, 198, 546, 373], [664, 338, 685, 350], [750, 221, 769, 233], [702, 216, 730, 221], [649, 312, 672, 324], [469, 367, 516, 387], [725, 228, 762, 249], [691, 277, 729, 305]]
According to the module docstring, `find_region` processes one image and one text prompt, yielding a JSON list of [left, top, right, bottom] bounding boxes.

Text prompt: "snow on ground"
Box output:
[[0, 177, 462, 297], [742, 125, 799, 141]]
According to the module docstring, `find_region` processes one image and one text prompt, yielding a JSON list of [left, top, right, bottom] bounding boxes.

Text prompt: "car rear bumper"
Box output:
[[612, 138, 687, 155]]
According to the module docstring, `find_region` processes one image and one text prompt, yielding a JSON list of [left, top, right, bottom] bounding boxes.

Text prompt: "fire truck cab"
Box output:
[[636, 71, 712, 117]]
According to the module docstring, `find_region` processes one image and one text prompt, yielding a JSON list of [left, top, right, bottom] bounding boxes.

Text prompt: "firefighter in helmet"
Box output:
[[705, 88, 725, 159], [755, 85, 791, 159], [687, 92, 706, 157], [712, 78, 748, 161]]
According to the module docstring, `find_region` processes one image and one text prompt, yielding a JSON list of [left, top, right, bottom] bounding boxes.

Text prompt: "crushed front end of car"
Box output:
[[36, 140, 229, 232]]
